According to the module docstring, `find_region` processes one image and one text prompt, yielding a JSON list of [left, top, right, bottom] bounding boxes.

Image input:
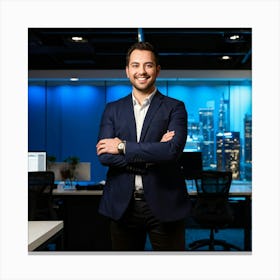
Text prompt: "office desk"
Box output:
[[53, 190, 111, 251], [186, 180, 252, 196], [187, 181, 252, 251], [230, 183, 252, 251], [52, 183, 251, 251], [53, 189, 103, 196], [28, 220, 63, 251]]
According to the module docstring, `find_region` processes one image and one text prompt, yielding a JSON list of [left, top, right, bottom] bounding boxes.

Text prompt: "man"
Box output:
[[96, 42, 191, 251]]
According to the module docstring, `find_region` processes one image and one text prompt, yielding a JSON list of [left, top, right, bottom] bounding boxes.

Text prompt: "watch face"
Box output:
[[118, 143, 124, 149]]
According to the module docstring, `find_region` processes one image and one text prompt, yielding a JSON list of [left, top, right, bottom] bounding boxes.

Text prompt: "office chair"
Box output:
[[28, 171, 57, 221], [189, 170, 241, 251]]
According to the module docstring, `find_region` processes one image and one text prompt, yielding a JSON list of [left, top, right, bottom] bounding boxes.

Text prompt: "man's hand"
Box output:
[[97, 131, 174, 155], [160, 130, 175, 142], [96, 137, 121, 155]]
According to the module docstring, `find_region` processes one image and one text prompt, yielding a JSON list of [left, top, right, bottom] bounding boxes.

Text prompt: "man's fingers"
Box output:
[[160, 130, 175, 142]]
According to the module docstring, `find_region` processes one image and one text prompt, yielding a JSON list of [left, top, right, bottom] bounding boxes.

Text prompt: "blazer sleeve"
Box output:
[[97, 103, 128, 168], [125, 101, 188, 163]]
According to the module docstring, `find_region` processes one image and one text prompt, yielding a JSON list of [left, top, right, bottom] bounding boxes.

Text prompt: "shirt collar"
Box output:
[[132, 88, 157, 106]]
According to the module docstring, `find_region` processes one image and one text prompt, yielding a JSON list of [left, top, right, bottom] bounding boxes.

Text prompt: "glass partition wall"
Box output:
[[28, 78, 252, 183]]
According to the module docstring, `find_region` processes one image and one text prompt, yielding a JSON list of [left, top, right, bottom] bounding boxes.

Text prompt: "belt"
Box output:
[[133, 190, 145, 201]]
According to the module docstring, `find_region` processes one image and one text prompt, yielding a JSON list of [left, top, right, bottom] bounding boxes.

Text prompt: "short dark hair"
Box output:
[[126, 42, 160, 66]]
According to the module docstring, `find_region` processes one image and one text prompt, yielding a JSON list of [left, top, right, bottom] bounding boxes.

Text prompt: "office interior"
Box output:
[[28, 28, 252, 252]]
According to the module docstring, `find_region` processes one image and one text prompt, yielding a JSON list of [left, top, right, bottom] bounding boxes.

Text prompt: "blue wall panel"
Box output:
[[106, 84, 131, 103], [29, 84, 107, 182], [28, 85, 46, 150]]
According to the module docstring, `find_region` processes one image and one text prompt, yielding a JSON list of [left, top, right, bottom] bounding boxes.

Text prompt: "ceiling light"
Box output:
[[221, 55, 231, 60], [70, 77, 79, 81], [70, 36, 88, 43], [229, 35, 240, 40], [71, 36, 83, 42]]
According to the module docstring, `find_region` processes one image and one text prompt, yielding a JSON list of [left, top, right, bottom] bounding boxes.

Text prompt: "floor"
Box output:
[[145, 228, 245, 251], [45, 228, 246, 251]]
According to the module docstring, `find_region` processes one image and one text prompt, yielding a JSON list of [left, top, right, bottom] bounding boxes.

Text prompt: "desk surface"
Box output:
[[28, 220, 63, 251], [187, 181, 252, 197], [53, 182, 251, 197], [53, 189, 103, 195]]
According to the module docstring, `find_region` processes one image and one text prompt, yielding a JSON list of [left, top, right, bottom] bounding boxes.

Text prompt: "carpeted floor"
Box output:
[[145, 228, 245, 251]]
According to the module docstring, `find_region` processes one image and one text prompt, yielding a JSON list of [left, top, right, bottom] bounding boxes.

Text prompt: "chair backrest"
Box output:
[[195, 170, 232, 195], [28, 171, 54, 189], [193, 170, 233, 225], [28, 171, 55, 220], [179, 152, 203, 180]]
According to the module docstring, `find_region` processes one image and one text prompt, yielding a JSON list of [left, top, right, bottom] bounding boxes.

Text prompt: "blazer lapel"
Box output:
[[140, 91, 163, 142], [123, 95, 137, 141]]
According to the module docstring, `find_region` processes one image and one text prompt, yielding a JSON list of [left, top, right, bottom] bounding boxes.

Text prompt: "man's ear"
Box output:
[[156, 65, 161, 76], [125, 66, 129, 78]]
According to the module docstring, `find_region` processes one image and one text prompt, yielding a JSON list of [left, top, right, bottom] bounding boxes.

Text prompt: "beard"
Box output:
[[130, 75, 156, 94]]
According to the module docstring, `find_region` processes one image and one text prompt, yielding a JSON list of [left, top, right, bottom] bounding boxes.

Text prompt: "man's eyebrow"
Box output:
[[130, 61, 155, 65]]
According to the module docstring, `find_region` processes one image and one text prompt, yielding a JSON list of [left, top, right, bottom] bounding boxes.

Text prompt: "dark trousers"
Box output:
[[110, 199, 186, 251]]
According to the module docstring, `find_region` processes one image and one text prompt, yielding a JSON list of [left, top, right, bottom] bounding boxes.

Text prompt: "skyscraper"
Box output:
[[218, 98, 226, 132], [199, 108, 215, 168], [244, 114, 252, 180], [216, 131, 241, 180], [186, 121, 201, 151]]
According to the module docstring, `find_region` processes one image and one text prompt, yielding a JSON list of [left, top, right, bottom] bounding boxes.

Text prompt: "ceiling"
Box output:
[[28, 28, 252, 71]]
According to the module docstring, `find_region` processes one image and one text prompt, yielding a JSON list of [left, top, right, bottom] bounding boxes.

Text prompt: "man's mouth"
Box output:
[[136, 76, 149, 81]]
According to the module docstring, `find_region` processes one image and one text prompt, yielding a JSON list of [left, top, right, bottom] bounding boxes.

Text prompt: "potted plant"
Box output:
[[47, 155, 56, 170], [60, 156, 80, 188]]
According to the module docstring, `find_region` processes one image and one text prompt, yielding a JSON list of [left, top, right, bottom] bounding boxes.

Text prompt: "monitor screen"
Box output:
[[179, 152, 203, 179], [28, 151, 47, 171]]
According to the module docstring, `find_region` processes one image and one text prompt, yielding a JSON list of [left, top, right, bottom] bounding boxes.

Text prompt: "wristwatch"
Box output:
[[117, 140, 126, 154]]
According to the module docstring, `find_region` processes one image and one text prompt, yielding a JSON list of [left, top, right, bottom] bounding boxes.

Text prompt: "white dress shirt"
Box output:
[[132, 88, 157, 191]]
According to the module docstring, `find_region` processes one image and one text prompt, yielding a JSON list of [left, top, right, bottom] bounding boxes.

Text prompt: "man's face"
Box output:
[[126, 49, 160, 94]]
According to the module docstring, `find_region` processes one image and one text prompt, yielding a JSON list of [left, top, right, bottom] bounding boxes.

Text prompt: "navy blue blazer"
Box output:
[[97, 91, 192, 222]]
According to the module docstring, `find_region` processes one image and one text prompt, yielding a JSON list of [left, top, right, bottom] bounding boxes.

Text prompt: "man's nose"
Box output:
[[139, 65, 147, 74]]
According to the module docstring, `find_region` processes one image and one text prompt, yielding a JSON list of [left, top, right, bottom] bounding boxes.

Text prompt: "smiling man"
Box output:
[[125, 46, 160, 97], [96, 42, 192, 251]]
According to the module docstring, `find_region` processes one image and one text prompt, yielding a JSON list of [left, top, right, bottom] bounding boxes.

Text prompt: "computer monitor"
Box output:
[[28, 151, 47, 171], [179, 151, 203, 180], [48, 162, 91, 181]]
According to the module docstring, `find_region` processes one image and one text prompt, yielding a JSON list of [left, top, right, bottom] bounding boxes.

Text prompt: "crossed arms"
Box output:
[[96, 101, 187, 169], [96, 130, 175, 156]]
